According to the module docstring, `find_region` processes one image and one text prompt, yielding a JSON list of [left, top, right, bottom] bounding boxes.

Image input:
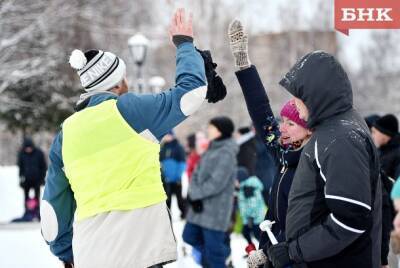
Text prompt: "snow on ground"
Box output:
[[0, 166, 248, 268]]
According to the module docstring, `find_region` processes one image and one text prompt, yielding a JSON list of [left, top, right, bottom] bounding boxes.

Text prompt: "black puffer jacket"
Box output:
[[280, 51, 381, 268]]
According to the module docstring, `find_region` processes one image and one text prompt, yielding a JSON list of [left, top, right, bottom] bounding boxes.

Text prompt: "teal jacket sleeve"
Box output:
[[117, 42, 207, 141], [40, 131, 76, 263]]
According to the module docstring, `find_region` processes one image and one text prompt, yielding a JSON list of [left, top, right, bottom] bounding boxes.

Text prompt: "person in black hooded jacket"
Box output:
[[262, 50, 382, 268], [370, 114, 400, 267], [228, 20, 312, 268], [17, 138, 47, 205], [371, 114, 400, 180]]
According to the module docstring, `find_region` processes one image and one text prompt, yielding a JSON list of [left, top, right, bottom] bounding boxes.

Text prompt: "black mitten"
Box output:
[[267, 242, 293, 268], [207, 75, 226, 103], [188, 196, 203, 213], [196, 48, 227, 103]]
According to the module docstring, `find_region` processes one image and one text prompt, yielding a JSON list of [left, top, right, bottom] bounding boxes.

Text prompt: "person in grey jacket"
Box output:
[[183, 116, 238, 268], [266, 51, 382, 268]]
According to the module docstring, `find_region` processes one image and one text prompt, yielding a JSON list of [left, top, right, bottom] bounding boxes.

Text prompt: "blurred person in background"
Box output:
[[372, 114, 400, 181], [236, 166, 265, 255], [186, 131, 209, 183], [16, 137, 47, 221], [236, 126, 257, 176], [160, 130, 187, 219], [365, 114, 380, 130], [185, 133, 200, 181], [254, 133, 278, 203], [196, 131, 210, 155], [371, 114, 400, 268], [183, 116, 238, 268]]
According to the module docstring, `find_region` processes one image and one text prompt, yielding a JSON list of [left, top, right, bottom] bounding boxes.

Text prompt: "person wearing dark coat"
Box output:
[[264, 50, 382, 268], [371, 114, 400, 267], [236, 127, 257, 176], [365, 114, 380, 130], [228, 20, 312, 268], [17, 138, 47, 204], [372, 114, 400, 180], [160, 131, 187, 218], [254, 135, 278, 203]]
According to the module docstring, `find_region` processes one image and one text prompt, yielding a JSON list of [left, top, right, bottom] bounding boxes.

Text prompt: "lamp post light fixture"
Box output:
[[148, 76, 166, 93], [128, 33, 149, 93]]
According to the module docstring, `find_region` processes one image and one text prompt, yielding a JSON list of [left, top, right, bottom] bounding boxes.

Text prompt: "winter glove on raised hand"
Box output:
[[228, 19, 251, 69], [187, 196, 203, 213], [195, 48, 227, 103], [247, 249, 268, 268], [267, 242, 293, 268]]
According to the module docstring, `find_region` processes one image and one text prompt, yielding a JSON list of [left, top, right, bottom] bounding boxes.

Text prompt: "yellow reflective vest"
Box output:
[[62, 99, 166, 221]]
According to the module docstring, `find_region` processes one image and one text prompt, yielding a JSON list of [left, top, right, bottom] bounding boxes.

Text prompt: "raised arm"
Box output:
[[228, 20, 280, 149], [117, 9, 207, 142]]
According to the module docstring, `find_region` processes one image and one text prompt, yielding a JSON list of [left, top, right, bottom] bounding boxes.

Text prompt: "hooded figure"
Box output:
[[17, 138, 47, 203], [267, 51, 382, 268], [372, 114, 400, 180]]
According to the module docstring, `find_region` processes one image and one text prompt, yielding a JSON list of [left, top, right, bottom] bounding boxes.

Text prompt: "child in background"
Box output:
[[12, 198, 40, 222], [237, 167, 266, 255]]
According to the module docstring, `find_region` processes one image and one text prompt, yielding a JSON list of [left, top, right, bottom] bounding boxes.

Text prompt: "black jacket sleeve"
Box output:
[[235, 66, 281, 153], [289, 135, 374, 262]]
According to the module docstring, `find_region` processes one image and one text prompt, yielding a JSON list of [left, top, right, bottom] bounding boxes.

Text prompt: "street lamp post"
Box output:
[[148, 76, 166, 93], [128, 33, 149, 93]]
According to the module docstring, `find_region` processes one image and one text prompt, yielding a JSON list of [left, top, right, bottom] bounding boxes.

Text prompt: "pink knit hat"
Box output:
[[280, 99, 308, 129]]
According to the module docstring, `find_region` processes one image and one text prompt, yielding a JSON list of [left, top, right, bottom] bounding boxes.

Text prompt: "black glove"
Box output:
[[267, 242, 293, 268], [195, 48, 227, 103], [63, 262, 74, 268], [188, 196, 203, 213]]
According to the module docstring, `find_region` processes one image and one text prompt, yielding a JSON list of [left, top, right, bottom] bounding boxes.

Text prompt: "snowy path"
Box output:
[[0, 166, 248, 268]]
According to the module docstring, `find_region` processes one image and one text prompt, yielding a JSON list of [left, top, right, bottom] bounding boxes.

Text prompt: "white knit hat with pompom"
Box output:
[[69, 49, 126, 92]]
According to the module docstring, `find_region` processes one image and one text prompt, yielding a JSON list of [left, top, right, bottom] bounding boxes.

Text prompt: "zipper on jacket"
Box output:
[[275, 165, 287, 222]]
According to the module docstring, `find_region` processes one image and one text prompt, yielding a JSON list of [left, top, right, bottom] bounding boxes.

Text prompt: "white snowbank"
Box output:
[[0, 166, 248, 268]]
